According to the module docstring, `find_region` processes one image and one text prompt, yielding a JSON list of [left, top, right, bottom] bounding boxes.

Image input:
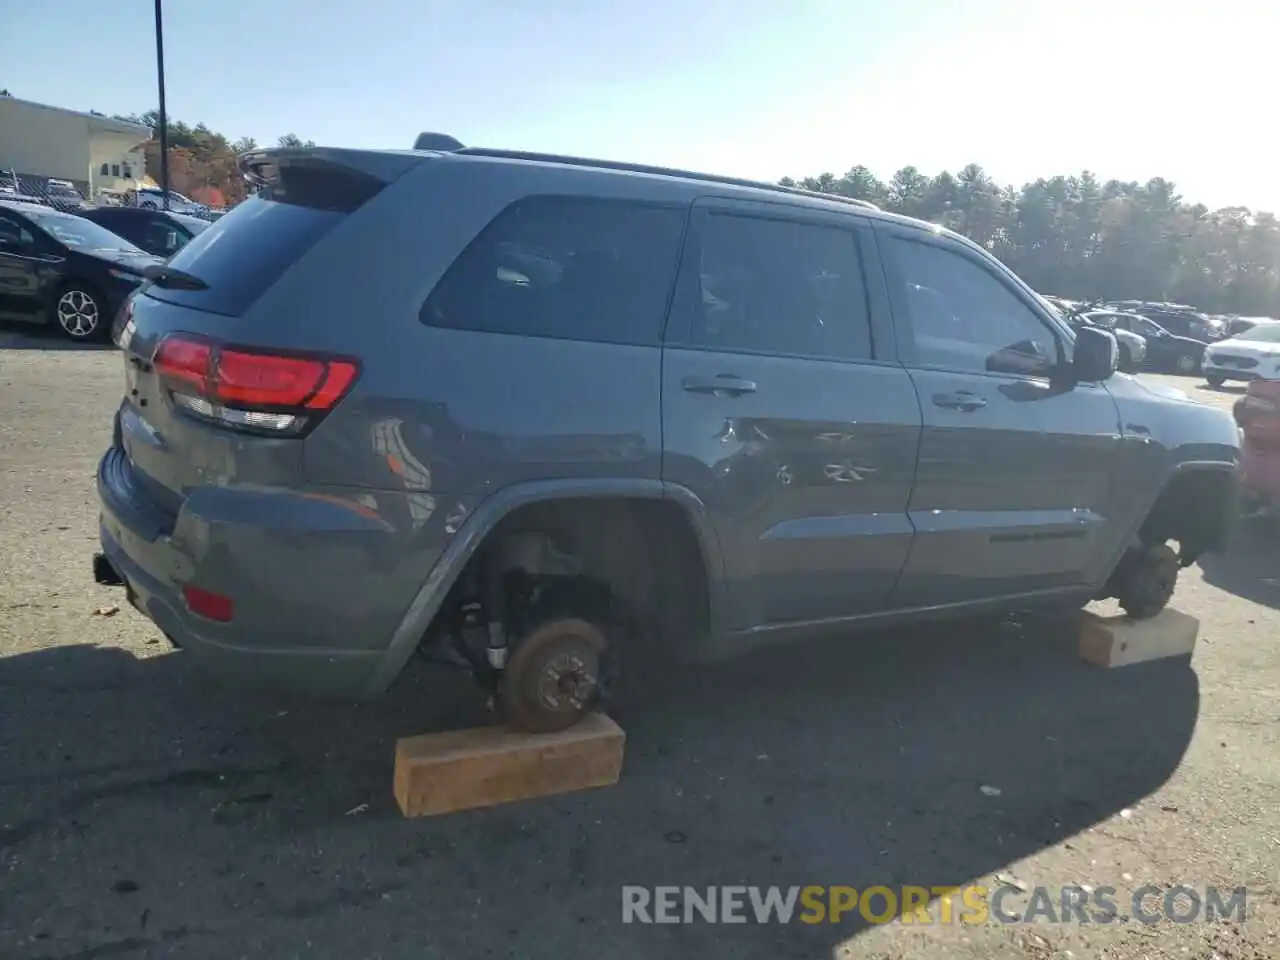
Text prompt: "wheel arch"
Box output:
[[364, 478, 729, 695], [1137, 461, 1240, 562]]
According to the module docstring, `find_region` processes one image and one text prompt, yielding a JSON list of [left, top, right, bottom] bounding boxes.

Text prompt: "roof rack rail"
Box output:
[[443, 145, 879, 211]]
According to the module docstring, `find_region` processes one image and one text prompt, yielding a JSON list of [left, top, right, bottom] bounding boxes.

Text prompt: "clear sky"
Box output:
[[2, 0, 1275, 212]]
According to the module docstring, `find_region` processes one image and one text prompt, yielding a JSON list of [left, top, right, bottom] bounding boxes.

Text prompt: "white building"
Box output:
[[0, 95, 151, 199], [94, 148, 148, 194]]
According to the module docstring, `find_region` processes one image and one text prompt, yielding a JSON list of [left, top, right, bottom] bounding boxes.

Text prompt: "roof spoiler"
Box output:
[[413, 132, 465, 152], [238, 147, 426, 211]]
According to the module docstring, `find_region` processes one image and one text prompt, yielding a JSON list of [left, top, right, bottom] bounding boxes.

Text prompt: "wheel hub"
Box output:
[[536, 651, 597, 712], [499, 617, 606, 732]]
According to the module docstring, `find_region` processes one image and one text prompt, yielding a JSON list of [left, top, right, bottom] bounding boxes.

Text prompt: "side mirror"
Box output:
[[1073, 326, 1118, 382]]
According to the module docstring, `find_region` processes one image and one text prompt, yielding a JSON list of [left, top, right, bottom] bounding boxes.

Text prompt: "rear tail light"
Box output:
[[153, 334, 358, 435]]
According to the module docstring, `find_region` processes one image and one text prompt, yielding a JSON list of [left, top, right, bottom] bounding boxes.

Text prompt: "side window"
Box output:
[[99, 214, 140, 246], [889, 236, 1058, 376], [689, 212, 872, 361], [421, 196, 686, 346], [144, 219, 183, 255], [0, 215, 36, 253], [100, 163, 109, 176]]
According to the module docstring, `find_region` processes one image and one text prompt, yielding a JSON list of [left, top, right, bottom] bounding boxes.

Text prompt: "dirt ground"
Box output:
[[1, 328, 1276, 960]]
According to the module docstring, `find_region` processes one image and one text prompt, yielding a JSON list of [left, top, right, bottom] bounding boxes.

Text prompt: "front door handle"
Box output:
[[683, 374, 757, 397], [932, 390, 987, 412]]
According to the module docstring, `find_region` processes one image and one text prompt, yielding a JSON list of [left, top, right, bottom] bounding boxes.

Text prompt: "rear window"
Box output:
[[421, 196, 687, 346], [27, 209, 142, 252], [143, 197, 344, 316]]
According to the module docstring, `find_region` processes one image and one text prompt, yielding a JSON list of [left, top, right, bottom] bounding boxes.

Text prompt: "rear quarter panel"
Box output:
[[293, 159, 688, 503]]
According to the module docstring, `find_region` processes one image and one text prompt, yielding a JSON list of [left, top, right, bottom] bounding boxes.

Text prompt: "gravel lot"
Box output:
[[1, 328, 1276, 960]]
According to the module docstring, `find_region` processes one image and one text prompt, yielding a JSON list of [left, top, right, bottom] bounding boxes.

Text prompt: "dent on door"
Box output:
[[662, 352, 922, 630]]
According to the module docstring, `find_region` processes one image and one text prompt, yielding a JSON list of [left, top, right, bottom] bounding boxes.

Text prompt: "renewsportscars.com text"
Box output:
[[621, 884, 1247, 925]]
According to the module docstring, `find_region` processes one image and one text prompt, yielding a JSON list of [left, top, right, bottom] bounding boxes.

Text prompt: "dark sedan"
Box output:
[[0, 200, 162, 341], [1107, 301, 1225, 341], [1141, 309, 1222, 343], [1087, 310, 1207, 374], [80, 206, 210, 259]]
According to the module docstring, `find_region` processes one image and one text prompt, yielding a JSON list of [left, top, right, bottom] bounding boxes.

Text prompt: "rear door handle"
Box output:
[[682, 374, 757, 397], [932, 390, 987, 412]]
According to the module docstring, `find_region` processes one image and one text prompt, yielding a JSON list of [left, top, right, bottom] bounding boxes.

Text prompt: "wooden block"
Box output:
[[393, 712, 625, 818], [1078, 607, 1199, 668]]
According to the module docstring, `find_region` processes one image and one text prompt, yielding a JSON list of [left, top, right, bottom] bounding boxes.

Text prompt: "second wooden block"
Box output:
[[394, 712, 625, 818], [1078, 607, 1199, 668]]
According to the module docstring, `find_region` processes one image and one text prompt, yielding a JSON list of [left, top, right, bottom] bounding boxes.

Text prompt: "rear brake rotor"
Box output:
[[499, 618, 605, 733]]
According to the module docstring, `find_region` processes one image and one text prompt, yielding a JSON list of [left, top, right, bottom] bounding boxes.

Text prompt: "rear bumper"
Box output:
[[98, 520, 386, 696], [96, 443, 446, 698]]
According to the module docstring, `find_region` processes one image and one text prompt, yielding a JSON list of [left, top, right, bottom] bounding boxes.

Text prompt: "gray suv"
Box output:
[[95, 138, 1241, 732]]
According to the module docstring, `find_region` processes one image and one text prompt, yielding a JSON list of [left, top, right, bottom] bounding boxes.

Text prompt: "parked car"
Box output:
[[1158, 311, 1225, 342], [43, 178, 90, 213], [132, 187, 208, 216], [81, 206, 210, 258], [0, 199, 162, 340], [1041, 294, 1080, 315], [1108, 301, 1223, 342], [0, 187, 48, 207], [1203, 322, 1280, 387], [1108, 327, 1145, 372], [92, 139, 1241, 732], [1223, 315, 1280, 338], [1086, 310, 1207, 374], [1040, 299, 1146, 373]]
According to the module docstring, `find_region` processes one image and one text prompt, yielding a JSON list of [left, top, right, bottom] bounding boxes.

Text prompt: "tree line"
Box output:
[[110, 110, 312, 209], [779, 165, 1280, 317]]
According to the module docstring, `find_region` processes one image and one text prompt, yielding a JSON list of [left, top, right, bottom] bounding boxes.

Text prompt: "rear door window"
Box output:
[[682, 211, 873, 361], [143, 198, 346, 316], [421, 196, 687, 346]]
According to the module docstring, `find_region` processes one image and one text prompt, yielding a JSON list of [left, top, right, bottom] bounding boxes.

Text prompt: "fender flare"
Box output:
[[1097, 458, 1240, 589], [363, 477, 729, 695], [1146, 459, 1241, 555]]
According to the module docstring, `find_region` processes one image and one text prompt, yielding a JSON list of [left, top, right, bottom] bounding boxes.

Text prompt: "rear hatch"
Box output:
[[111, 148, 424, 508]]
